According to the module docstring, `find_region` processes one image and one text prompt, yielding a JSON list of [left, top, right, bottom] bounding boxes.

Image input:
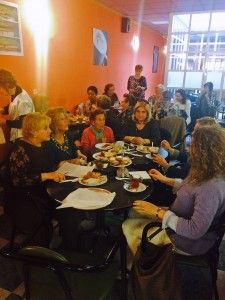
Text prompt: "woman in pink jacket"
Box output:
[[81, 108, 114, 157]]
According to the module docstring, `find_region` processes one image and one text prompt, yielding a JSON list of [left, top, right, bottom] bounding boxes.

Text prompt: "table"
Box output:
[[47, 176, 153, 212]]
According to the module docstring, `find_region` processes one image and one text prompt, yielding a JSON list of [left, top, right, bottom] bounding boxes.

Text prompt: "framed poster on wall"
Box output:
[[93, 28, 108, 66], [0, 0, 23, 55], [152, 46, 159, 73]]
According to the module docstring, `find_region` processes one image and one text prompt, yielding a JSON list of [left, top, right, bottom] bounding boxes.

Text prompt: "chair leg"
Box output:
[[211, 262, 219, 300], [120, 234, 128, 300], [9, 225, 17, 248], [23, 264, 31, 300], [55, 270, 73, 300]]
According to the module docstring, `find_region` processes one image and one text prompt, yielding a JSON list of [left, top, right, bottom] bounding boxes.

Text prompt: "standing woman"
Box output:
[[127, 65, 147, 100], [123, 102, 160, 146], [173, 89, 191, 125], [0, 69, 35, 141]]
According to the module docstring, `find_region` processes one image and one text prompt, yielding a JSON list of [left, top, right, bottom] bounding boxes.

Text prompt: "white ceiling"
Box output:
[[99, 0, 225, 35]]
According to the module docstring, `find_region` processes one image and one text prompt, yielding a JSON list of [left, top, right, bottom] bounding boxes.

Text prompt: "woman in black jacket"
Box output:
[[123, 101, 160, 146]]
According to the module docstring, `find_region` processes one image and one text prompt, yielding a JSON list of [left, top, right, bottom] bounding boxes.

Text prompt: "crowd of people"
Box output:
[[0, 67, 225, 294]]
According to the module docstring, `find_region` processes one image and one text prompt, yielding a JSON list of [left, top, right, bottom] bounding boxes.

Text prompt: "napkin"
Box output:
[[57, 188, 116, 210], [129, 171, 151, 179], [57, 162, 94, 177]]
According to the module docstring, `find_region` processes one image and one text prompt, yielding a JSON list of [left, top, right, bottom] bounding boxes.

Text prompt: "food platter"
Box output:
[[95, 143, 113, 150], [123, 182, 147, 193], [109, 156, 132, 167], [136, 145, 159, 154], [79, 172, 107, 186], [93, 150, 116, 161]]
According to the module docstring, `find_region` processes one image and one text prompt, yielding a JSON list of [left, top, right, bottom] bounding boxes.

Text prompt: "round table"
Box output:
[[47, 176, 154, 212]]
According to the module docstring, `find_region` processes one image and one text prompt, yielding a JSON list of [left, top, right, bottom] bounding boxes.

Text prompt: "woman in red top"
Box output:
[[81, 108, 114, 157]]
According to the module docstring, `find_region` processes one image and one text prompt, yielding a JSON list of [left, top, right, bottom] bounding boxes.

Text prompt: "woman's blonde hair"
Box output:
[[187, 126, 225, 184], [22, 112, 51, 139], [133, 102, 151, 123], [46, 107, 68, 134]]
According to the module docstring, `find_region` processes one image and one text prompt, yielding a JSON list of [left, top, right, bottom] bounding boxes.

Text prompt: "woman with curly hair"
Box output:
[[46, 107, 86, 166], [123, 126, 225, 255]]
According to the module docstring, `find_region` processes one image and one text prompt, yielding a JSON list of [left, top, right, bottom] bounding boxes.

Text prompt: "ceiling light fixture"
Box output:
[[151, 21, 168, 25]]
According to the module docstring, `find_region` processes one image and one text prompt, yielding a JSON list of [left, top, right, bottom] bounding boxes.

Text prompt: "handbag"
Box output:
[[131, 222, 183, 300]]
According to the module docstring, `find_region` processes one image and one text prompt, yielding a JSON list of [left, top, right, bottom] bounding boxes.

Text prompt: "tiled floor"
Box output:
[[0, 198, 225, 300]]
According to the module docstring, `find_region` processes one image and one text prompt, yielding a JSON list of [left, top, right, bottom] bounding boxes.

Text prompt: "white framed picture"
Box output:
[[0, 0, 23, 56], [93, 28, 108, 66]]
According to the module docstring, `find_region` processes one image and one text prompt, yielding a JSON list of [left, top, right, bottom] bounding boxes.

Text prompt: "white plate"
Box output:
[[95, 143, 113, 150], [146, 154, 152, 159], [123, 182, 147, 193], [78, 175, 107, 186], [92, 152, 109, 161], [136, 146, 152, 154], [110, 157, 132, 168]]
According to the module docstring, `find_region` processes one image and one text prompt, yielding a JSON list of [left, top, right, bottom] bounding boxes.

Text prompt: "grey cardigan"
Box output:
[[165, 177, 225, 255]]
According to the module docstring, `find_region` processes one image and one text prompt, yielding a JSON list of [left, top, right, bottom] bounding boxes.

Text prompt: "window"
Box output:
[[166, 12, 225, 95]]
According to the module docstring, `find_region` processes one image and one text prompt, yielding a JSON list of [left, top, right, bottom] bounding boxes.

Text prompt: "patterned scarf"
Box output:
[[91, 126, 104, 142]]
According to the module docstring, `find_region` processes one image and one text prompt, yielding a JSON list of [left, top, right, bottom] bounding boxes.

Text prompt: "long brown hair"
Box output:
[[187, 126, 225, 184]]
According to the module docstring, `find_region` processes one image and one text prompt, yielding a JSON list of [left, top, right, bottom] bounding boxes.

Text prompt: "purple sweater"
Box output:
[[166, 177, 225, 255]]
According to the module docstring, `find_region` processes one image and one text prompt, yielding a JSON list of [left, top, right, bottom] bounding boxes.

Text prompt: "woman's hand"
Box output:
[[102, 136, 107, 143], [69, 158, 82, 165], [160, 140, 172, 151], [148, 169, 167, 183], [133, 200, 166, 219], [152, 154, 169, 169], [41, 172, 65, 182], [77, 150, 87, 161]]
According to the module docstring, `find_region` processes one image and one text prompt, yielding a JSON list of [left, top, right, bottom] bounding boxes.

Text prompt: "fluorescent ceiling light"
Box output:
[[151, 21, 168, 25]]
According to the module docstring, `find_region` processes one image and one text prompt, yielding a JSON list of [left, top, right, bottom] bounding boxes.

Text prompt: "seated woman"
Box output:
[[76, 85, 98, 116], [115, 94, 133, 140], [147, 83, 165, 106], [103, 83, 119, 107], [171, 89, 191, 125], [123, 102, 160, 146], [123, 126, 225, 256], [46, 107, 86, 166], [81, 109, 114, 157], [6, 112, 65, 246], [152, 90, 173, 120], [97, 95, 119, 135]]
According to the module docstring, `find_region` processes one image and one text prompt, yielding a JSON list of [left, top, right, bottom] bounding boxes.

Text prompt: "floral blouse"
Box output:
[[9, 140, 54, 187]]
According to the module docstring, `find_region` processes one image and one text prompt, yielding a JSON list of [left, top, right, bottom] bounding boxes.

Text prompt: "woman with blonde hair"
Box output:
[[123, 126, 225, 256], [46, 107, 86, 166], [123, 101, 160, 146], [6, 112, 65, 246]]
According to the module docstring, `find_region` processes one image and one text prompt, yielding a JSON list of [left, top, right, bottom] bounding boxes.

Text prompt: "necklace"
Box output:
[[51, 134, 70, 154]]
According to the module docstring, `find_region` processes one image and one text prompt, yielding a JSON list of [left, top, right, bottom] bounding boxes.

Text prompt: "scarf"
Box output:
[[91, 126, 104, 141]]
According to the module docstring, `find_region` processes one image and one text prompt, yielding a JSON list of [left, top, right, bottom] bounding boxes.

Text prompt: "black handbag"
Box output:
[[131, 222, 183, 300]]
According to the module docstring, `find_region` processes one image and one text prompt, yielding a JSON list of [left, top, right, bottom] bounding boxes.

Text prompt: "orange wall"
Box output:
[[1, 0, 166, 111]]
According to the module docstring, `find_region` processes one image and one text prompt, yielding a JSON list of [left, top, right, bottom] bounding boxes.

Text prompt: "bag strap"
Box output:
[[141, 221, 162, 250]]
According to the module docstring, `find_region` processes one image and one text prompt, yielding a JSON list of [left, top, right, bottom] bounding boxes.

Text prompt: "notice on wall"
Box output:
[[0, 1, 23, 55]]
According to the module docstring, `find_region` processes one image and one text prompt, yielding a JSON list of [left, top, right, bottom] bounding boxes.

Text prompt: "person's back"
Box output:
[[159, 115, 186, 146]]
